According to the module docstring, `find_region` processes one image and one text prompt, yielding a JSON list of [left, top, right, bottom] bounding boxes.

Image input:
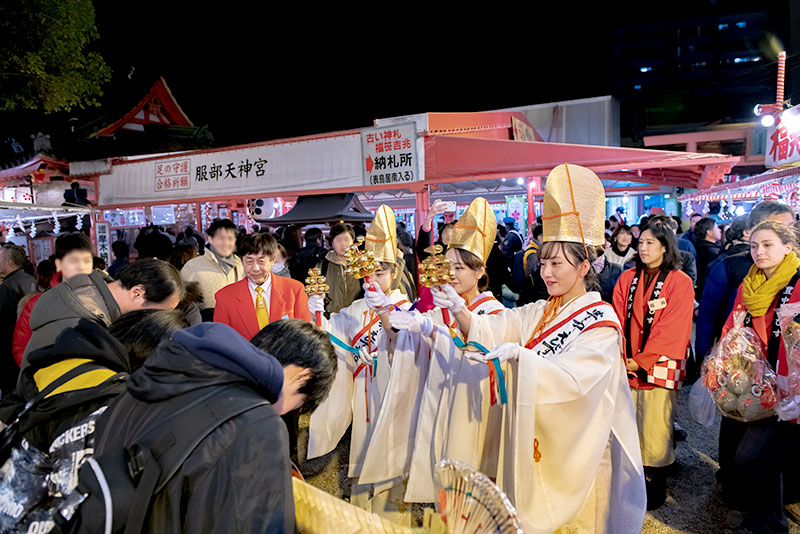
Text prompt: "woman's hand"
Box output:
[[626, 358, 641, 373], [423, 200, 449, 232]]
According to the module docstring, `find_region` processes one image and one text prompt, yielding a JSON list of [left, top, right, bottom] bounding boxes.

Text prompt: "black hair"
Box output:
[[304, 227, 323, 244], [250, 319, 336, 413], [328, 222, 355, 245], [649, 214, 677, 233], [116, 258, 184, 304], [727, 215, 749, 243], [749, 201, 794, 229], [538, 241, 599, 292], [108, 309, 189, 370], [55, 232, 92, 260], [206, 218, 237, 238], [168, 244, 198, 271], [111, 240, 129, 259], [238, 232, 278, 259], [93, 256, 106, 271], [690, 212, 703, 220], [635, 221, 683, 272], [34, 259, 56, 292], [452, 247, 489, 291], [611, 225, 632, 242], [532, 225, 543, 240], [397, 229, 413, 249], [694, 217, 717, 241]]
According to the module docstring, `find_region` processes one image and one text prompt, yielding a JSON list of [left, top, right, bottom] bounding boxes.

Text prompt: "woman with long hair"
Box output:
[[434, 165, 645, 533], [357, 198, 505, 515], [612, 217, 694, 509], [716, 220, 800, 532], [305, 206, 411, 519]]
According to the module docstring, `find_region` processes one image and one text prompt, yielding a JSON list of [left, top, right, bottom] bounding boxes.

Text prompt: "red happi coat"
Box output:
[[612, 268, 694, 390]]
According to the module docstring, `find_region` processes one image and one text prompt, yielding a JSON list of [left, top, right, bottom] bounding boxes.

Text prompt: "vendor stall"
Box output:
[[86, 110, 739, 240]]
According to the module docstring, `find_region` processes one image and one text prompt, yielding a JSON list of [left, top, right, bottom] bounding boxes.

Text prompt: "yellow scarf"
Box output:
[[742, 251, 800, 317]]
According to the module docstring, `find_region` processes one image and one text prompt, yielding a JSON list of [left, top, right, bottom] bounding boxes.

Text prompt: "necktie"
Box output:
[[255, 286, 269, 329]]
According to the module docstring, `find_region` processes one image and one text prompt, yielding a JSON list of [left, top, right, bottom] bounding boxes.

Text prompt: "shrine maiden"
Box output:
[[439, 164, 646, 533], [358, 198, 505, 504], [306, 205, 410, 509]]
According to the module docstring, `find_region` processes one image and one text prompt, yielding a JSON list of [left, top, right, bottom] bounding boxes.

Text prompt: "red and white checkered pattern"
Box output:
[[646, 356, 687, 390]]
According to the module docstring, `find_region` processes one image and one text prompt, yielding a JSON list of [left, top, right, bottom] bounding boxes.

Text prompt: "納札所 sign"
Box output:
[[766, 106, 800, 168], [361, 123, 419, 186], [98, 134, 364, 206]]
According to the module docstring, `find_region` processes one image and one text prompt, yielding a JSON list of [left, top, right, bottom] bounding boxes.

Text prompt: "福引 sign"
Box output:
[[361, 123, 418, 187], [766, 106, 800, 168]]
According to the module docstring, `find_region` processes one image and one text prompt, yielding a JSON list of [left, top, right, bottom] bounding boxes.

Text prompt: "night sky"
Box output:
[[92, 0, 776, 146]]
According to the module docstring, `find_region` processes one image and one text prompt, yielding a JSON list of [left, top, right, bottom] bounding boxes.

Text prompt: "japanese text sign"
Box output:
[[95, 222, 110, 265], [361, 123, 419, 187], [766, 106, 800, 168]]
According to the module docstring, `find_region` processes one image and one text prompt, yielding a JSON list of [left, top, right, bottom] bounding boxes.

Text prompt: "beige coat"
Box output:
[[180, 252, 243, 309]]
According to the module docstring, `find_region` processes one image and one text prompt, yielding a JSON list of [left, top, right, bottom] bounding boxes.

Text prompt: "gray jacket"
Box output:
[[22, 271, 121, 372]]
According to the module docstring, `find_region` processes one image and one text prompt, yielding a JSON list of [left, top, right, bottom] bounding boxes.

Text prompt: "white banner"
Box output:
[[766, 106, 800, 168], [98, 134, 364, 206], [361, 123, 419, 186]]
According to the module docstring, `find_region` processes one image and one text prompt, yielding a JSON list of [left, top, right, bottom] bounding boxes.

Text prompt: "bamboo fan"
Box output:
[[293, 477, 426, 534], [435, 460, 523, 534]]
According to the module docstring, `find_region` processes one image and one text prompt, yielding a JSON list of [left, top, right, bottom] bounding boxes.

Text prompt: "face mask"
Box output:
[[270, 262, 285, 273]]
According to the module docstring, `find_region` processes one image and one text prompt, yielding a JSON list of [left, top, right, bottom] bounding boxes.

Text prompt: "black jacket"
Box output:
[[289, 243, 327, 282], [89, 323, 292, 533], [0, 268, 34, 393], [0, 318, 129, 451], [695, 240, 722, 297]]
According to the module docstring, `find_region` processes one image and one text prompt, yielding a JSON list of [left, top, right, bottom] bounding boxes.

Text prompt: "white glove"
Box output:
[[432, 284, 465, 313], [389, 310, 434, 336], [356, 346, 372, 366], [363, 281, 391, 310], [775, 397, 800, 421], [308, 294, 325, 315], [465, 342, 521, 364]]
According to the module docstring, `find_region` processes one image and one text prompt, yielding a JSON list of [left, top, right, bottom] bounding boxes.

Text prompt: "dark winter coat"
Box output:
[[86, 323, 292, 534], [0, 268, 35, 393], [695, 239, 722, 298], [22, 271, 121, 372], [0, 318, 129, 452]]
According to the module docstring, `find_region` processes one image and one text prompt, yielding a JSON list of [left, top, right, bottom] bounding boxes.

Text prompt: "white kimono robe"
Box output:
[[307, 289, 410, 479], [359, 292, 503, 490], [468, 292, 646, 534]]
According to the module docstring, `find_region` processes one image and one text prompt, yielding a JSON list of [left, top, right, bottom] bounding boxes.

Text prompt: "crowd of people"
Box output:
[[0, 166, 798, 532]]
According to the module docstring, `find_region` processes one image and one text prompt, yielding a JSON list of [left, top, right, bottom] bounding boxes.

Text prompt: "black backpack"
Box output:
[[64, 384, 269, 534]]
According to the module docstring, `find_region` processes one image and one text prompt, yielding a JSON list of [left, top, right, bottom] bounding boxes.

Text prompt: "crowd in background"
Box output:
[[0, 198, 799, 531]]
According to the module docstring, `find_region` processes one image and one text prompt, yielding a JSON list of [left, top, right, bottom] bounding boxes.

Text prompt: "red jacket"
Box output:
[[12, 272, 62, 366], [612, 268, 694, 390], [213, 275, 311, 341]]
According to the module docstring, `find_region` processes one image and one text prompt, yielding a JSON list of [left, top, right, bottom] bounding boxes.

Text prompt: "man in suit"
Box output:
[[214, 232, 311, 340]]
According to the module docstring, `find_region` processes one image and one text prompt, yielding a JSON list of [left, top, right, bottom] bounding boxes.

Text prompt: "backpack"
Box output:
[[65, 384, 269, 534], [0, 362, 127, 534]]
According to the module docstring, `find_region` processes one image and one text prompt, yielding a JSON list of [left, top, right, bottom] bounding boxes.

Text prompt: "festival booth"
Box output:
[[87, 111, 739, 233], [678, 104, 800, 219]]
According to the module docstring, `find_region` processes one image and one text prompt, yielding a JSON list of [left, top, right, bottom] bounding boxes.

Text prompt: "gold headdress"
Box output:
[[542, 163, 605, 246], [364, 204, 397, 264], [448, 197, 497, 265]]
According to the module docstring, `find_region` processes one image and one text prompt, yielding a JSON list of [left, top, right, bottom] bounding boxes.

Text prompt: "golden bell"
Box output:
[[542, 163, 605, 246], [364, 204, 398, 265], [448, 198, 496, 265]]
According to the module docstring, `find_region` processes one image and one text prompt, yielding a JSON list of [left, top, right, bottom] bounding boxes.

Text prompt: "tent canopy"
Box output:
[[262, 193, 374, 225], [423, 135, 740, 190]]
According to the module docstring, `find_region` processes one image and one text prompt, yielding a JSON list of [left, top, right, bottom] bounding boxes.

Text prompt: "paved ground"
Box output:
[[296, 387, 800, 533], [643, 385, 800, 534]]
